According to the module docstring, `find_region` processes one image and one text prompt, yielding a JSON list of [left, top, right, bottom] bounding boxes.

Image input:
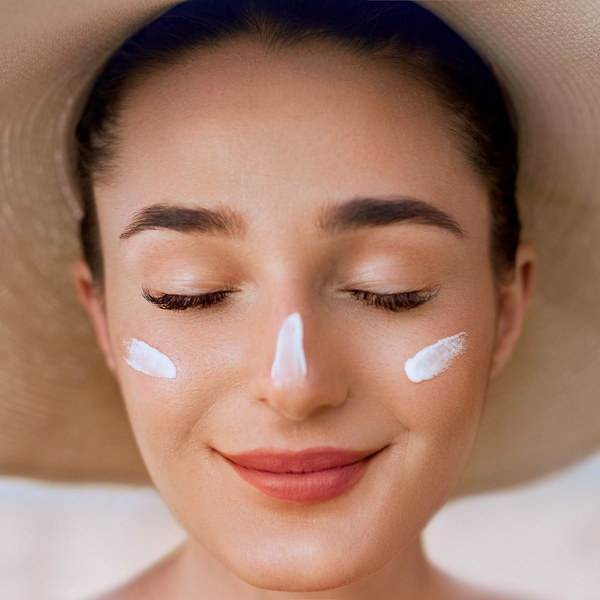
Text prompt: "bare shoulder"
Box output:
[[468, 584, 548, 600], [88, 547, 182, 600], [87, 571, 163, 600], [87, 575, 147, 600], [468, 578, 548, 600], [433, 568, 546, 600], [464, 581, 548, 600], [479, 592, 547, 600], [465, 588, 547, 600]]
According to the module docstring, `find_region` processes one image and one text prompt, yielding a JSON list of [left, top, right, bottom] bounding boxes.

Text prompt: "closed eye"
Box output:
[[142, 287, 234, 311], [346, 288, 440, 312], [142, 286, 440, 313]]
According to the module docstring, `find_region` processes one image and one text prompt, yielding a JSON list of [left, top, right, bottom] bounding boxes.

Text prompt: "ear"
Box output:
[[71, 257, 115, 373], [489, 240, 537, 381]]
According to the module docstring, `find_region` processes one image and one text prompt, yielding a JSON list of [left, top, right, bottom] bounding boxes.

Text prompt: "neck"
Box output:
[[154, 533, 461, 600]]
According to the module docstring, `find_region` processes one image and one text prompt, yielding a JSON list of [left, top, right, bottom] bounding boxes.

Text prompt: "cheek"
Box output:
[[404, 331, 468, 383], [345, 322, 491, 506], [354, 317, 492, 456], [123, 337, 177, 379], [111, 324, 241, 481], [113, 335, 202, 474]]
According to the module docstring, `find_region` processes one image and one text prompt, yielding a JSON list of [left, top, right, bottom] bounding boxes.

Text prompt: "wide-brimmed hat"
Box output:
[[1, 0, 599, 499]]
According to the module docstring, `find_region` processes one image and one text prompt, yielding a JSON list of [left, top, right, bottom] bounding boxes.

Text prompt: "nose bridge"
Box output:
[[270, 311, 307, 385], [248, 302, 348, 422]]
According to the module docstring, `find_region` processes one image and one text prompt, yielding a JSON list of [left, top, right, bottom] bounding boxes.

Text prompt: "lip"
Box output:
[[216, 445, 385, 503], [218, 446, 382, 473]]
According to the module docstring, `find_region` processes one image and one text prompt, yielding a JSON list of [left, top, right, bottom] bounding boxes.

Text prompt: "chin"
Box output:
[[221, 542, 379, 593]]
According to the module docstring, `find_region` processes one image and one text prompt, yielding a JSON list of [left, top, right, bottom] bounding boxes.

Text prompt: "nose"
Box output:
[[248, 310, 349, 421], [270, 312, 307, 383]]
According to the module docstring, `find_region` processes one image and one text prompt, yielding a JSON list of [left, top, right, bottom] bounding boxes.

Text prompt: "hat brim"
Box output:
[[1, 0, 599, 498]]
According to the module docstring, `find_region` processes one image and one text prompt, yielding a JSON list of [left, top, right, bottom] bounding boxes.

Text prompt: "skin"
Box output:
[[72, 39, 537, 599]]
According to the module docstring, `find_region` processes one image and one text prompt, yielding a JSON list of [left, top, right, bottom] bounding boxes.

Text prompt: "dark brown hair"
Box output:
[[74, 0, 521, 293]]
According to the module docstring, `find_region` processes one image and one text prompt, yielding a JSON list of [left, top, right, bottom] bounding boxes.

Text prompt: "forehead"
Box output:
[[98, 40, 487, 241]]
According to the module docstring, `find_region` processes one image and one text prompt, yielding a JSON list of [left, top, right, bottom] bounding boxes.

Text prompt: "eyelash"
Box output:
[[347, 288, 440, 312], [142, 286, 440, 313]]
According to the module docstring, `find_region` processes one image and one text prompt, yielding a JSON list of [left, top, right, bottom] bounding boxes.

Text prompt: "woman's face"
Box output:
[[79, 40, 516, 591]]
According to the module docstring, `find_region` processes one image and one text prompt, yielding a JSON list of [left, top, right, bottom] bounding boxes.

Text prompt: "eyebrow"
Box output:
[[119, 196, 468, 241]]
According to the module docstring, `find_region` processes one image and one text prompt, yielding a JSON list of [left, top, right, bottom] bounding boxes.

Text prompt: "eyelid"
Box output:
[[142, 287, 236, 311], [142, 278, 239, 295], [141, 285, 441, 314], [346, 287, 440, 310], [342, 281, 442, 295]]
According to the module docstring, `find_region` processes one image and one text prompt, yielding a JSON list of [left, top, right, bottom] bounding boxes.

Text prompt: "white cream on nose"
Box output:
[[404, 331, 468, 383], [123, 337, 177, 379], [270, 311, 307, 385]]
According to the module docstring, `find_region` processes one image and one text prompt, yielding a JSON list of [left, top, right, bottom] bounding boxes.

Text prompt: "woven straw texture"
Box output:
[[0, 0, 598, 498]]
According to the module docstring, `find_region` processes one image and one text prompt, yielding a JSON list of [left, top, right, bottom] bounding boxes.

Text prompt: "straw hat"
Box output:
[[1, 0, 598, 499]]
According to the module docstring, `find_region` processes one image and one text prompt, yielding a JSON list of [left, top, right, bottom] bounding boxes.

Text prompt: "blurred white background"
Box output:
[[1, 450, 599, 600]]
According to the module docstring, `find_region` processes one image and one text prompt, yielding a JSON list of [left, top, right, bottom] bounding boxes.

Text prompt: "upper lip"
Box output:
[[217, 445, 383, 473]]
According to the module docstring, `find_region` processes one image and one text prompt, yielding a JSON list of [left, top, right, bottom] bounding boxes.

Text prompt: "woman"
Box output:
[[1, 1, 598, 599]]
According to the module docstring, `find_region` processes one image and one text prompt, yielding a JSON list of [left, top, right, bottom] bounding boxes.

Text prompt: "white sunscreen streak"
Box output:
[[404, 331, 468, 383], [270, 311, 307, 384], [124, 338, 177, 379]]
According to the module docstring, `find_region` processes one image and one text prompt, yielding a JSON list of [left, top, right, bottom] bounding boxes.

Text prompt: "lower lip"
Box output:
[[220, 450, 382, 503]]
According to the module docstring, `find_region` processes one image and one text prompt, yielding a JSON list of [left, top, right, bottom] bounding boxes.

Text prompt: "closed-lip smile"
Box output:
[[216, 445, 386, 503], [217, 445, 383, 473]]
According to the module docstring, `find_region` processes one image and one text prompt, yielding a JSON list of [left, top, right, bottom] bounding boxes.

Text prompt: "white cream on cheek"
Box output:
[[123, 338, 177, 379], [404, 331, 468, 383], [270, 311, 307, 385], [122, 323, 464, 385]]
